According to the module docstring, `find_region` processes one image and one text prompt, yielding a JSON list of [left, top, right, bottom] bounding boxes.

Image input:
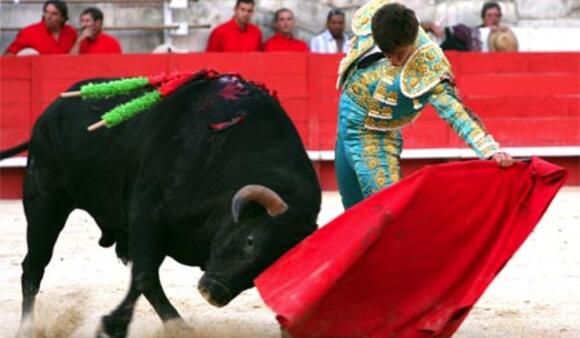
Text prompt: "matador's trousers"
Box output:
[[335, 91, 403, 209]]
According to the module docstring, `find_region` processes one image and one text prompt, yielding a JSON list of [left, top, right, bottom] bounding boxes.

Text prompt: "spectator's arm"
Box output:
[[70, 27, 93, 55], [428, 81, 500, 158], [4, 29, 29, 55], [69, 37, 83, 55]]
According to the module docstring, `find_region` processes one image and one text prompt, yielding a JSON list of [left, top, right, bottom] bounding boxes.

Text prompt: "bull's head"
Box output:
[[198, 184, 313, 307]]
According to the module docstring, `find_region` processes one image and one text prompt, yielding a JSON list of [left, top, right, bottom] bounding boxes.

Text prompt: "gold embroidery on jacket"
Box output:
[[400, 42, 453, 98], [413, 99, 422, 110], [368, 107, 393, 120], [383, 66, 399, 85]]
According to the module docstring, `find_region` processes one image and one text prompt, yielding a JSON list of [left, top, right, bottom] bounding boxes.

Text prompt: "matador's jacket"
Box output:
[[335, 0, 500, 207]]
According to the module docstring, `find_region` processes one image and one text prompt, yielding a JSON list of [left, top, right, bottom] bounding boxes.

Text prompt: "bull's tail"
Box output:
[[0, 141, 29, 160]]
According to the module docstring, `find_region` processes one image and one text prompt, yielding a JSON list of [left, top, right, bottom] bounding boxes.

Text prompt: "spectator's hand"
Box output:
[[491, 151, 514, 168], [432, 23, 445, 39], [489, 24, 509, 33], [422, 22, 445, 39], [80, 27, 96, 40]]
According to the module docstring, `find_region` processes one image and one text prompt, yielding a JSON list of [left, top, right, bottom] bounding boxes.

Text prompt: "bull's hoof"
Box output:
[[95, 315, 129, 338]]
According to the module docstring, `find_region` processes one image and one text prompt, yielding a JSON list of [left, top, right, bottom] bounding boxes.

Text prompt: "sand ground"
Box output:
[[1, 189, 579, 338]]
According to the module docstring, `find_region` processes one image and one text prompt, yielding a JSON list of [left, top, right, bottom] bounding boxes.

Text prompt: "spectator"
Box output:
[[479, 1, 502, 29], [488, 28, 519, 52], [263, 8, 309, 52], [4, 0, 76, 56], [478, 2, 518, 51], [70, 7, 122, 55], [206, 0, 262, 52], [421, 2, 513, 52], [310, 9, 350, 53]]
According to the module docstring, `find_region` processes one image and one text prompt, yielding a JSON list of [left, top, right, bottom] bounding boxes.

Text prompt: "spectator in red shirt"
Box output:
[[4, 0, 77, 55], [206, 0, 262, 52], [263, 8, 309, 52], [70, 7, 122, 55]]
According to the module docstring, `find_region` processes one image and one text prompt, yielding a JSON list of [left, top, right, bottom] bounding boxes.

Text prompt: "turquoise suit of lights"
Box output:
[[336, 0, 500, 209]]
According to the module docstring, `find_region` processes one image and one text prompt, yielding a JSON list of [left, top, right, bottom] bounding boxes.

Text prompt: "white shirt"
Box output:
[[479, 27, 491, 52], [310, 29, 350, 54]]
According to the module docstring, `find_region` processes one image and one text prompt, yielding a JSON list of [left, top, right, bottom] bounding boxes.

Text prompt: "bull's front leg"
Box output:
[[96, 206, 169, 337], [98, 203, 186, 337], [141, 273, 182, 322], [97, 261, 185, 338], [129, 214, 183, 323]]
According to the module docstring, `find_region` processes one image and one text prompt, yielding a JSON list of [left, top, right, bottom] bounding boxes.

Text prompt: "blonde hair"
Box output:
[[488, 28, 519, 52]]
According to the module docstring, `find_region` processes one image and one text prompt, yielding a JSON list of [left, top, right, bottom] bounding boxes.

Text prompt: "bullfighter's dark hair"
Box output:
[[43, 0, 69, 22], [371, 3, 418, 54], [481, 1, 502, 19], [235, 0, 255, 7], [273, 8, 293, 22], [326, 8, 345, 22], [81, 7, 104, 22]]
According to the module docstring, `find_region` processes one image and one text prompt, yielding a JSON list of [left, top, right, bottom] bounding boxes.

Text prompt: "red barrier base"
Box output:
[[0, 168, 25, 199]]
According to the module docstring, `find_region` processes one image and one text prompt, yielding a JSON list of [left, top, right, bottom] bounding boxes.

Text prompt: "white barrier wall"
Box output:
[[511, 27, 580, 52]]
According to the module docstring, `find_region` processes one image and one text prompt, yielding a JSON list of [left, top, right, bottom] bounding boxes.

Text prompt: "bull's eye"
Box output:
[[245, 235, 254, 250]]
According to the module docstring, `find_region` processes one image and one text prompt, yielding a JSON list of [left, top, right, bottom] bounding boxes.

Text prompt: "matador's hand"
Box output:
[[492, 151, 514, 168]]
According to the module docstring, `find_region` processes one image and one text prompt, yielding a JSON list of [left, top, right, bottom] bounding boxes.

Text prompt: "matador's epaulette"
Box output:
[[400, 42, 453, 99]]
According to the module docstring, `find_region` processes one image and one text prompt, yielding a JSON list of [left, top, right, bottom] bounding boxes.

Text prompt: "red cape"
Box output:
[[255, 157, 567, 338]]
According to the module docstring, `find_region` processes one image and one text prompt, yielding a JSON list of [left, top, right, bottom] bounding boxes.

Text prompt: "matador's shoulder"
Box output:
[[399, 30, 454, 98]]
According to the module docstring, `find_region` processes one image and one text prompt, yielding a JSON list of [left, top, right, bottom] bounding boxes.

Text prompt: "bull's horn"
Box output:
[[231, 185, 289, 223]]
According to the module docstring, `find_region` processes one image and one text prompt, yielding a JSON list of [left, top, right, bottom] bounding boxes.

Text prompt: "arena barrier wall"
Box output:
[[1, 52, 579, 198]]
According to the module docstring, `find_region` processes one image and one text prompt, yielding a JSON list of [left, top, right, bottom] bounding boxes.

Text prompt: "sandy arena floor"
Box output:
[[1, 189, 579, 338]]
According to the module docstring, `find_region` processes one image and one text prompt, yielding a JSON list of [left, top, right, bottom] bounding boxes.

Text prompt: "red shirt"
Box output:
[[263, 33, 309, 52], [206, 19, 262, 52], [5, 21, 77, 55], [79, 32, 122, 54]]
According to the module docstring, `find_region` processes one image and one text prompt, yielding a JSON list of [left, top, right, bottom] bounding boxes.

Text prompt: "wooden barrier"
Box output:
[[1, 52, 579, 197]]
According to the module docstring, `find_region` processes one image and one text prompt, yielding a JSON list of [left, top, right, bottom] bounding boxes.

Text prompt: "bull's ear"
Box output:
[[231, 185, 288, 223]]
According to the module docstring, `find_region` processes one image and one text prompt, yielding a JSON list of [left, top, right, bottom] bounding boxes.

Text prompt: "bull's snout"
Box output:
[[198, 276, 234, 308]]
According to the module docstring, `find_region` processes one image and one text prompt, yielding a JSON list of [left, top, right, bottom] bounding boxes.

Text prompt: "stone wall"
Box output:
[[1, 0, 579, 53]]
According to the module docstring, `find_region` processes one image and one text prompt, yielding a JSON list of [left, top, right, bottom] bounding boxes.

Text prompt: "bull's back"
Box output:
[[27, 78, 145, 216], [27, 75, 319, 224]]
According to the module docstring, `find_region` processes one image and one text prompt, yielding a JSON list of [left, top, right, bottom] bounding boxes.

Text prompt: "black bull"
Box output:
[[14, 73, 321, 337]]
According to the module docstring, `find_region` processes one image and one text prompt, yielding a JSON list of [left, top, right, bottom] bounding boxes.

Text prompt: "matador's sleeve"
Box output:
[[428, 82, 500, 159]]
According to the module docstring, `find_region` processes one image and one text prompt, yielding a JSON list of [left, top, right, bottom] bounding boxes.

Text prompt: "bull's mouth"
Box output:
[[197, 276, 235, 308]]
